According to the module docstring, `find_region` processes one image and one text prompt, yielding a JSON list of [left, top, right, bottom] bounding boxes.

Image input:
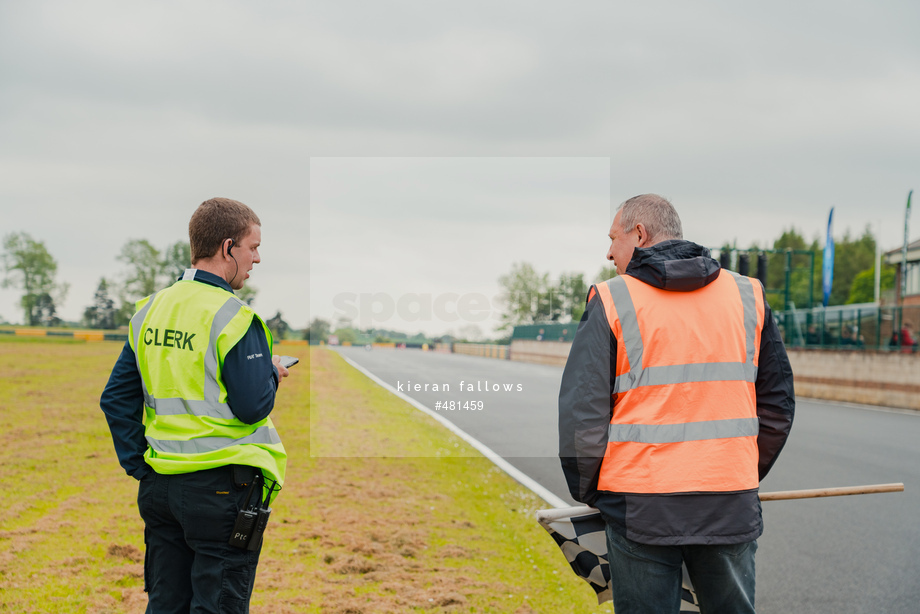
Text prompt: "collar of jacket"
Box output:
[[176, 268, 235, 294], [623, 239, 721, 292]]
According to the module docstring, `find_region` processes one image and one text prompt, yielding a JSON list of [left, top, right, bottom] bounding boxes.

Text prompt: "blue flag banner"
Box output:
[[537, 506, 700, 611], [823, 207, 835, 307], [903, 191, 913, 300]]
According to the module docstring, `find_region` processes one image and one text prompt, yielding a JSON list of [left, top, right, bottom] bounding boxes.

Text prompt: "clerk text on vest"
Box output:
[[144, 327, 196, 351]]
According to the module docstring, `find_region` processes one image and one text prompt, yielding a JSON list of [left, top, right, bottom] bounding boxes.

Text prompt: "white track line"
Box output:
[[338, 353, 568, 508]]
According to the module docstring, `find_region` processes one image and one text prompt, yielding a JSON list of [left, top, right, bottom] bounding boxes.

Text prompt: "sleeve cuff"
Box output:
[[132, 465, 153, 481]]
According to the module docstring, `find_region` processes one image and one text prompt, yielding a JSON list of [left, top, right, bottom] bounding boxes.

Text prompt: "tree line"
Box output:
[[745, 225, 894, 308], [4, 225, 898, 340], [2, 232, 256, 329], [305, 225, 896, 345], [496, 225, 897, 331]]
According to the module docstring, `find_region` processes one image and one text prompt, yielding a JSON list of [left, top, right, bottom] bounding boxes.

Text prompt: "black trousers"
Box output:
[[137, 465, 263, 614]]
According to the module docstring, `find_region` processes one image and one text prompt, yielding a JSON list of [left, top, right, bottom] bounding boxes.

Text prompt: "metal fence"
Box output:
[[776, 304, 920, 351], [511, 323, 577, 342]]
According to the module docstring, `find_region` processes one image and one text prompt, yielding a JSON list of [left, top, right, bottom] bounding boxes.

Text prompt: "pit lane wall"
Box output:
[[785, 349, 920, 411], [506, 340, 920, 411], [508, 340, 570, 367], [451, 343, 509, 360]]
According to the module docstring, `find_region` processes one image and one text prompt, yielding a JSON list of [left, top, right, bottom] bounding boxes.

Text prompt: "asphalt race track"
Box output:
[[333, 346, 920, 613]]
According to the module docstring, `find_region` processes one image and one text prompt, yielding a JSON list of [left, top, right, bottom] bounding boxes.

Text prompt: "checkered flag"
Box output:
[[536, 506, 700, 611]]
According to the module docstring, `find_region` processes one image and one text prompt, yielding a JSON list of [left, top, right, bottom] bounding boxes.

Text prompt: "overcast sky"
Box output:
[[2, 1, 918, 336]]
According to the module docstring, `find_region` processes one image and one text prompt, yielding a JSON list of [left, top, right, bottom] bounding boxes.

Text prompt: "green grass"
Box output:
[[0, 340, 605, 613]]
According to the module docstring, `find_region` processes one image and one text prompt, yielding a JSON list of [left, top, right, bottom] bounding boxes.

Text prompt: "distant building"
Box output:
[[885, 239, 920, 306]]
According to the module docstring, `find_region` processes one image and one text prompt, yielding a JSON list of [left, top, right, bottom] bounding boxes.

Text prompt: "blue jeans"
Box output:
[[605, 524, 757, 614], [137, 465, 263, 614]]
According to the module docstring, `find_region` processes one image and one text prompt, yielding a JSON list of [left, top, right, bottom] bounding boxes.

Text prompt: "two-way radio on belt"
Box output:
[[229, 475, 280, 551]]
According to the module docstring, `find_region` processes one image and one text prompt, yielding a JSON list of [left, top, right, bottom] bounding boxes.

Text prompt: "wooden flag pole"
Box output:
[[759, 483, 904, 501], [537, 484, 905, 521]]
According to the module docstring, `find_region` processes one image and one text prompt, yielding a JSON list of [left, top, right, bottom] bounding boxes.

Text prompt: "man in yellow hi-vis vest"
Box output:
[[101, 197, 290, 612], [559, 194, 794, 614]]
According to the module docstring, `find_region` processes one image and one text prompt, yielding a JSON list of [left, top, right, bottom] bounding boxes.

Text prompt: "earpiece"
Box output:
[[225, 238, 240, 286]]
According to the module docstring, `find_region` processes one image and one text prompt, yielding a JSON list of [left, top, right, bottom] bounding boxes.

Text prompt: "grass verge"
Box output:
[[0, 340, 604, 613]]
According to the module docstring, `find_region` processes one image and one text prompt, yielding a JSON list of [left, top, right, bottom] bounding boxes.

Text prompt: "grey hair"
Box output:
[[616, 194, 683, 243]]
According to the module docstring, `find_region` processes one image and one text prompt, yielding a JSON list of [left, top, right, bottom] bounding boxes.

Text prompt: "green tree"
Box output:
[[333, 327, 357, 345], [161, 240, 191, 280], [2, 232, 69, 326], [594, 265, 617, 283], [237, 284, 257, 306], [119, 239, 162, 299], [83, 278, 116, 329], [553, 273, 588, 323], [497, 264, 589, 328], [32, 293, 61, 327], [766, 228, 816, 310], [752, 224, 885, 310], [847, 264, 896, 304], [305, 317, 331, 344], [828, 226, 876, 306], [266, 311, 289, 341], [115, 239, 162, 324], [497, 262, 551, 330]]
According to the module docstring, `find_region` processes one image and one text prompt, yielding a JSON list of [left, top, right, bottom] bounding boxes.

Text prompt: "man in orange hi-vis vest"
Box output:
[[559, 194, 795, 614]]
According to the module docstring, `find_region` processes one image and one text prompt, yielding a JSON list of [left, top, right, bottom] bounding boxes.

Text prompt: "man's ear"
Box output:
[[635, 223, 650, 247]]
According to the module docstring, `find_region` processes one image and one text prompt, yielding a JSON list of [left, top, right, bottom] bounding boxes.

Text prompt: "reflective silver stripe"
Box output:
[[204, 298, 245, 406], [147, 426, 281, 454], [182, 268, 197, 281], [151, 397, 236, 420], [611, 272, 760, 392], [605, 277, 642, 392], [609, 417, 759, 444], [729, 272, 758, 365], [130, 292, 159, 408], [615, 361, 758, 391], [130, 293, 158, 353]]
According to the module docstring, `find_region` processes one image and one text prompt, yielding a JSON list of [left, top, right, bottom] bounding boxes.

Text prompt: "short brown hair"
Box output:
[[189, 197, 261, 263]]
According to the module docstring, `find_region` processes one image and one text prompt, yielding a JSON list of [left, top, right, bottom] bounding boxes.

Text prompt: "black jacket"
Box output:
[[559, 240, 795, 545]]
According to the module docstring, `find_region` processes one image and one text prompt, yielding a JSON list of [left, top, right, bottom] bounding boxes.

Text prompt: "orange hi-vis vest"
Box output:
[[594, 270, 765, 495]]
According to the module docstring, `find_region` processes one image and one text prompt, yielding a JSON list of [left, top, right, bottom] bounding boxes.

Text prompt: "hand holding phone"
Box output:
[[272, 355, 296, 388]]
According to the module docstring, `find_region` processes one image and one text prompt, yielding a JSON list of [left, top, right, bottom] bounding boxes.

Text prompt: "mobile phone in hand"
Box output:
[[279, 356, 299, 368]]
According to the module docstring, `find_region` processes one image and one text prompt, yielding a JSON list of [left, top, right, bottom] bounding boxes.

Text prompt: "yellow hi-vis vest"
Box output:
[[128, 270, 286, 493], [594, 270, 764, 495]]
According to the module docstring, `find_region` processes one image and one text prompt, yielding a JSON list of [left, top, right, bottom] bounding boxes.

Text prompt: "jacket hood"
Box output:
[[624, 239, 721, 291]]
